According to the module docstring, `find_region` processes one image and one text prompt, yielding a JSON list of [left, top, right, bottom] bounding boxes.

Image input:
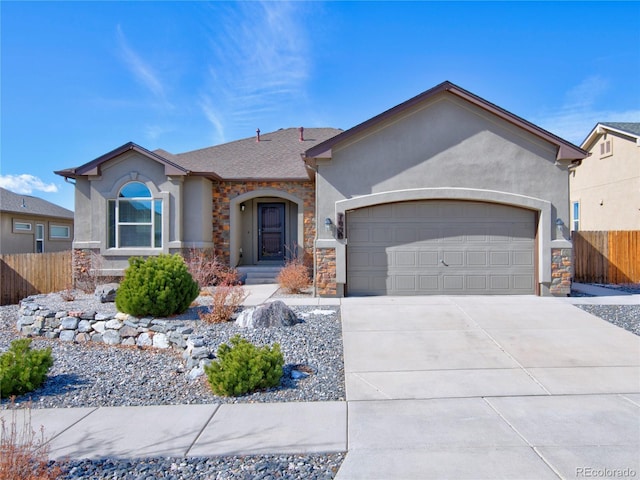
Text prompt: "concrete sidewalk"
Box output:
[[0, 402, 346, 460]]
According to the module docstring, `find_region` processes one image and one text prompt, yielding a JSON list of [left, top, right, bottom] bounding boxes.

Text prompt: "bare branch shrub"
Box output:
[[183, 248, 239, 288], [198, 284, 247, 324], [277, 257, 311, 294], [0, 401, 64, 480]]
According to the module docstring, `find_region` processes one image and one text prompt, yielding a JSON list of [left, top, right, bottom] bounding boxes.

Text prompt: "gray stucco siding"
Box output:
[[317, 96, 569, 241], [315, 94, 571, 296]]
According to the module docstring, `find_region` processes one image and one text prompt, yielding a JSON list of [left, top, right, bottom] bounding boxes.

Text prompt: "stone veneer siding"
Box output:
[[211, 180, 315, 265], [315, 248, 337, 296], [550, 248, 572, 296], [73, 248, 103, 291]]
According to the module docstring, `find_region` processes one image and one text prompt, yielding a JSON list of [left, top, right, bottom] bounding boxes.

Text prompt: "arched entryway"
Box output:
[[230, 189, 305, 267]]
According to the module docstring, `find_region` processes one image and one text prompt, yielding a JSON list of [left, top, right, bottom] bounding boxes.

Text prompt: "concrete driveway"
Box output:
[[336, 295, 640, 480]]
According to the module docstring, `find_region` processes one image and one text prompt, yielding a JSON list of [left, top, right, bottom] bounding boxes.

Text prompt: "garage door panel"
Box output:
[[512, 250, 534, 266], [419, 251, 439, 266], [346, 201, 535, 295]]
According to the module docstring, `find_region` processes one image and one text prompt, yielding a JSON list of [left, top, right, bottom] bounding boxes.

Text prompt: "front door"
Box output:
[[258, 203, 285, 262]]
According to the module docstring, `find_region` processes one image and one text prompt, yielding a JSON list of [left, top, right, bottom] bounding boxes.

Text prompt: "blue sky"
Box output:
[[1, 1, 639, 211]]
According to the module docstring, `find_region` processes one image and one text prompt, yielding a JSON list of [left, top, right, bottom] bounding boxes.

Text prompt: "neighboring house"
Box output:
[[570, 122, 640, 231], [55, 81, 586, 297], [0, 187, 74, 254]]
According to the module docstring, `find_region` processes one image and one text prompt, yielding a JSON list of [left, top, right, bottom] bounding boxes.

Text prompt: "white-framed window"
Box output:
[[572, 201, 580, 231], [50, 225, 71, 239], [13, 220, 32, 232], [107, 182, 162, 248], [36, 223, 44, 253]]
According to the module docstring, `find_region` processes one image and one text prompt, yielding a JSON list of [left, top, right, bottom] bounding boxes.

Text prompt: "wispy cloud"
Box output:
[[536, 75, 640, 145], [116, 24, 168, 102], [0, 174, 58, 194], [201, 1, 312, 141]]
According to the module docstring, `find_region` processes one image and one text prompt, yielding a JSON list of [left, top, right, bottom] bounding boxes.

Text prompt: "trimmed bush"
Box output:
[[115, 254, 199, 317], [0, 339, 53, 399], [205, 336, 284, 396]]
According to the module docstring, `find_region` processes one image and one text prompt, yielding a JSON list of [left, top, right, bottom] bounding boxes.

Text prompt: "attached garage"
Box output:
[[346, 200, 536, 295], [305, 81, 588, 297]]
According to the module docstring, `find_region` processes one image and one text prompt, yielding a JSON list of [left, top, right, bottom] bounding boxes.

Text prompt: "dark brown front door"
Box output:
[[258, 203, 285, 261]]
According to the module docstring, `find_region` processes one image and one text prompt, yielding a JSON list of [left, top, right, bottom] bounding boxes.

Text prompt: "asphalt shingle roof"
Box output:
[[600, 122, 640, 137], [0, 187, 74, 218], [171, 127, 342, 180]]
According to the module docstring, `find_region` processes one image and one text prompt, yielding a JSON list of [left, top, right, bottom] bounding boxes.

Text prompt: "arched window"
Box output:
[[107, 182, 162, 248]]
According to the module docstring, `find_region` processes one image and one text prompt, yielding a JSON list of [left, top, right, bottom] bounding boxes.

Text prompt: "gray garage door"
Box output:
[[346, 200, 536, 295]]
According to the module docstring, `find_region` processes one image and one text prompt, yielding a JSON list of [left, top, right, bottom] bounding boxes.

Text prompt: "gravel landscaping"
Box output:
[[0, 291, 345, 479]]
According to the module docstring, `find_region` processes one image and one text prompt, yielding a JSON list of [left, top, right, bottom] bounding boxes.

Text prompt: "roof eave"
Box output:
[[57, 142, 191, 179]]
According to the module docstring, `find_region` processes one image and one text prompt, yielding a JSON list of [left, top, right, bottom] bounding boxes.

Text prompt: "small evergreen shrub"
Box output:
[[205, 336, 284, 396], [0, 339, 53, 399], [116, 254, 199, 317]]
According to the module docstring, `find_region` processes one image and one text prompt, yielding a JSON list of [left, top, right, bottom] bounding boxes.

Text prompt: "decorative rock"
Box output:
[[187, 335, 205, 349], [95, 283, 119, 303], [136, 332, 153, 347], [102, 330, 121, 345], [115, 312, 129, 321], [80, 311, 96, 320], [95, 313, 111, 321], [122, 337, 136, 346], [190, 346, 210, 359], [105, 319, 123, 330], [75, 332, 91, 343], [167, 331, 186, 348], [91, 333, 103, 343], [119, 325, 138, 338], [153, 333, 169, 349], [18, 315, 35, 326], [92, 321, 106, 333], [236, 300, 300, 328], [55, 311, 68, 319], [77, 320, 92, 333], [187, 366, 205, 380], [59, 330, 76, 342], [61, 317, 79, 330]]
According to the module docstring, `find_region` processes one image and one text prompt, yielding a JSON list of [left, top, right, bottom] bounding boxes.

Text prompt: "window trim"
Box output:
[[13, 220, 32, 232], [36, 223, 45, 253], [50, 224, 71, 239], [572, 201, 580, 231], [107, 182, 162, 249]]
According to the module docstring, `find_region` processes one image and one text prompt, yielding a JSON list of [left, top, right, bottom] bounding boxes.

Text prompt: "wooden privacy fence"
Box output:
[[0, 251, 72, 305], [572, 231, 640, 284]]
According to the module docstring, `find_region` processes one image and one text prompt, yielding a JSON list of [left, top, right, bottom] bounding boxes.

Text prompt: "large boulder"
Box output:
[[236, 300, 300, 328], [95, 283, 119, 303]]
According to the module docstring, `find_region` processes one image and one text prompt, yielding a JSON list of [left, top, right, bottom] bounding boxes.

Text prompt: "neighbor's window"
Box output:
[[50, 225, 71, 239], [572, 202, 580, 231], [107, 182, 162, 248], [14, 221, 32, 232], [36, 224, 44, 253]]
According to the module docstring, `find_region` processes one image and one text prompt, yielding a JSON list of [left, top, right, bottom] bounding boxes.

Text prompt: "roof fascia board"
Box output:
[[58, 142, 191, 179], [581, 123, 640, 150]]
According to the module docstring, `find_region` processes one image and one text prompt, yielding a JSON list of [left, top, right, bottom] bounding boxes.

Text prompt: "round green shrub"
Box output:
[[205, 335, 284, 396], [0, 339, 53, 399], [115, 254, 200, 317]]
